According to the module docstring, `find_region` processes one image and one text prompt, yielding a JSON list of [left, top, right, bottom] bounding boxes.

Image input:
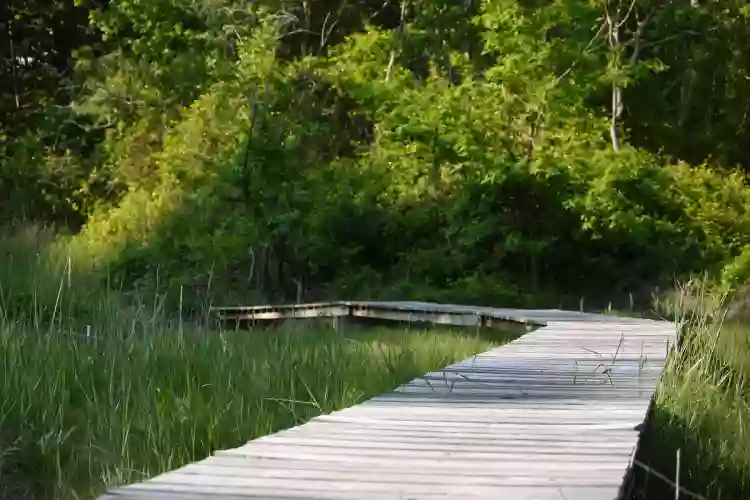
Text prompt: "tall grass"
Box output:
[[0, 323, 500, 499], [0, 227, 507, 499], [633, 283, 750, 499], [0, 225, 130, 331]]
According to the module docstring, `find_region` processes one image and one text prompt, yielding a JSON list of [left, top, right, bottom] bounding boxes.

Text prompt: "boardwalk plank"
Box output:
[[99, 301, 675, 500], [103, 485, 619, 500]]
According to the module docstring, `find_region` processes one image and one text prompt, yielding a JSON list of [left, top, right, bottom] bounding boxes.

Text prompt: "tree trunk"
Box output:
[[386, 0, 407, 82], [611, 82, 622, 152], [605, 0, 649, 153], [7, 4, 20, 110], [604, 1, 622, 152]]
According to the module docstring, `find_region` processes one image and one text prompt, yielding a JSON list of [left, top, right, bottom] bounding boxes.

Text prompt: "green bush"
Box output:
[[63, 36, 750, 307], [568, 150, 750, 285], [721, 246, 750, 292], [10, 5, 745, 309]]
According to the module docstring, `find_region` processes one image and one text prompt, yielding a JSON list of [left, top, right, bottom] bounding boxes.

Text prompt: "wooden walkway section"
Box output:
[[101, 301, 676, 500]]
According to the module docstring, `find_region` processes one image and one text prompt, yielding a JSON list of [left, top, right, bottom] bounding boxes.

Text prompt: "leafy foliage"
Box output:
[[7, 3, 750, 499], [4, 0, 750, 306]]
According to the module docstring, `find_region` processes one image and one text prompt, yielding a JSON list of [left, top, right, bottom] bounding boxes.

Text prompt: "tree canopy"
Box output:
[[3, 0, 750, 307]]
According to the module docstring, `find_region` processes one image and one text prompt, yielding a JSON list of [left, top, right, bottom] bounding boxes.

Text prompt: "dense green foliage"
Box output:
[[3, 0, 750, 307], [5, 5, 750, 496]]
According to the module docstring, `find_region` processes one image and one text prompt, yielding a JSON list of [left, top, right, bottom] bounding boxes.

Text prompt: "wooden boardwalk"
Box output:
[[101, 301, 676, 500]]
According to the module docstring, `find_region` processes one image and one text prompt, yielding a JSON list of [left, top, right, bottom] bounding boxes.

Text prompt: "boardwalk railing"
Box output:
[[101, 301, 676, 500]]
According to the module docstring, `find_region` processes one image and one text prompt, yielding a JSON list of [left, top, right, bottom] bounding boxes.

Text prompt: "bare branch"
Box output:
[[611, 82, 622, 153], [555, 20, 607, 84], [7, 5, 21, 110], [279, 28, 318, 39], [385, 0, 407, 82], [604, 0, 622, 152], [369, 0, 393, 21], [628, 9, 651, 66], [319, 11, 339, 51], [321, 12, 332, 48], [616, 0, 638, 30], [641, 30, 701, 49], [604, 1, 616, 48]]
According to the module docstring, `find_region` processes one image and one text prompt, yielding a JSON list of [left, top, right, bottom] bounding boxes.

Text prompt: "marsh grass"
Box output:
[[0, 227, 517, 499], [633, 283, 750, 499], [0, 318, 507, 499]]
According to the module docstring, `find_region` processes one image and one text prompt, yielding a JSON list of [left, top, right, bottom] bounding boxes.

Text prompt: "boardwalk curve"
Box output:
[[100, 301, 676, 500]]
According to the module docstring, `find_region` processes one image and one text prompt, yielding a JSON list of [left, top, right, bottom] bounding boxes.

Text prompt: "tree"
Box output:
[[0, 0, 94, 142]]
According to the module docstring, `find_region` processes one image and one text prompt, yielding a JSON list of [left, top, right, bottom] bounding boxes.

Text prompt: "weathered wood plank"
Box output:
[[102, 485, 620, 500]]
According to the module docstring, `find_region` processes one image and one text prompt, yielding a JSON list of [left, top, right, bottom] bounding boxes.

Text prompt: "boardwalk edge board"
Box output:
[[101, 301, 676, 500]]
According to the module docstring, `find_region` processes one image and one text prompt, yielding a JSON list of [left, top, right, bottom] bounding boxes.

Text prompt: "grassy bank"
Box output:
[[0, 314, 512, 499], [5, 228, 750, 500], [0, 227, 522, 499], [633, 290, 750, 499]]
